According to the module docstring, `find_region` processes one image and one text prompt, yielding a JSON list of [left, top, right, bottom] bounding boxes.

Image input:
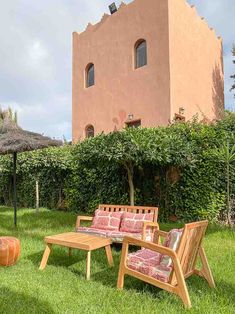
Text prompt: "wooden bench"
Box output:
[[76, 204, 159, 243]]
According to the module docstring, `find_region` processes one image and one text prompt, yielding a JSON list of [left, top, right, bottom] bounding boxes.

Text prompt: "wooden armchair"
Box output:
[[117, 220, 215, 308]]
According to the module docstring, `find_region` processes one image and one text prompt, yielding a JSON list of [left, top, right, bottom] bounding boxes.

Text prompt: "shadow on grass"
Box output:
[[0, 286, 55, 314], [27, 248, 86, 269]]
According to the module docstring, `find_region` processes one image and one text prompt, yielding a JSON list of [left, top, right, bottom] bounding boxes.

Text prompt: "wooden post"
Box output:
[[13, 152, 17, 227], [36, 179, 39, 212]]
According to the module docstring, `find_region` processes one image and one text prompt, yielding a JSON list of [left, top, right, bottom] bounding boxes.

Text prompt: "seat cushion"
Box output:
[[91, 209, 123, 231], [127, 249, 172, 283], [76, 228, 151, 242], [76, 227, 108, 238], [120, 212, 154, 233], [106, 230, 152, 242], [126, 228, 183, 283]]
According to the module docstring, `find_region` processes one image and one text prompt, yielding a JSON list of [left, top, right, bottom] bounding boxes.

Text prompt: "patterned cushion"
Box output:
[[76, 228, 151, 242], [160, 229, 183, 267], [106, 230, 152, 242], [126, 228, 183, 283], [120, 212, 154, 233], [76, 227, 108, 238], [127, 249, 171, 283], [91, 210, 123, 231]]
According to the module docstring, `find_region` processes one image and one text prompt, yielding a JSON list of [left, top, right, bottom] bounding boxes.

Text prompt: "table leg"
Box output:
[[39, 244, 52, 270], [68, 248, 72, 257], [105, 245, 114, 267], [86, 251, 91, 280]]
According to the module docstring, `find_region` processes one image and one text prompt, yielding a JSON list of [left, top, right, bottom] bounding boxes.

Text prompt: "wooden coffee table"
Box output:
[[39, 232, 113, 280]]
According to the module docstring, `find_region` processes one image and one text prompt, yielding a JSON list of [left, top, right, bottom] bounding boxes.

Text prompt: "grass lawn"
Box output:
[[0, 207, 234, 314]]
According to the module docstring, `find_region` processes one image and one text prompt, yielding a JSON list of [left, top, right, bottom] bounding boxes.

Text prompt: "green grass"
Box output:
[[0, 207, 234, 314]]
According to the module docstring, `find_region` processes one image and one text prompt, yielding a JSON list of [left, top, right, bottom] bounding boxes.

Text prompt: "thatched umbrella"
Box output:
[[0, 111, 62, 227]]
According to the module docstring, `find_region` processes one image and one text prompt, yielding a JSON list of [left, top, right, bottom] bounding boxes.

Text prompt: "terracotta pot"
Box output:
[[0, 237, 20, 266]]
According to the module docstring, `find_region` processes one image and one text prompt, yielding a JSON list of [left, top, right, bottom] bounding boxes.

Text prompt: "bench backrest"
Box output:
[[98, 204, 158, 223], [170, 220, 208, 283]]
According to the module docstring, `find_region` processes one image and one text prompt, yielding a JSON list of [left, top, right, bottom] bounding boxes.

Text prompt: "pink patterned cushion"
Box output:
[[106, 230, 152, 242], [126, 228, 183, 283], [120, 212, 154, 233], [76, 227, 108, 237], [127, 249, 172, 283], [160, 229, 183, 267], [91, 210, 123, 231], [76, 228, 152, 242]]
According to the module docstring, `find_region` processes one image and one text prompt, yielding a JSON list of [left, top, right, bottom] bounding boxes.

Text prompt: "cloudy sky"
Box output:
[[0, 0, 234, 140]]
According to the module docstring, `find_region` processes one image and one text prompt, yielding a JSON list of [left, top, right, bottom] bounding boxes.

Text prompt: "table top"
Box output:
[[44, 232, 112, 251]]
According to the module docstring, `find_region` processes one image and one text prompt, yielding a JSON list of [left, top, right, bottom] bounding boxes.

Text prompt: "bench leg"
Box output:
[[105, 245, 114, 267], [86, 251, 91, 280], [39, 244, 52, 270], [68, 248, 72, 257]]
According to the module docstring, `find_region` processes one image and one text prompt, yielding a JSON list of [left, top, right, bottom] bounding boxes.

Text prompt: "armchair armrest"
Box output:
[[153, 230, 168, 244], [76, 215, 93, 228], [142, 221, 159, 241], [123, 236, 177, 260]]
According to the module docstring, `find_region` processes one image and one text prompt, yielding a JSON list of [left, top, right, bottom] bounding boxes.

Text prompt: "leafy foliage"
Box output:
[[0, 112, 235, 222]]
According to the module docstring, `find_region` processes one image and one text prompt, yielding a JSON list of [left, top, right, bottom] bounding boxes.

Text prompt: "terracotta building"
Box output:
[[72, 0, 224, 141]]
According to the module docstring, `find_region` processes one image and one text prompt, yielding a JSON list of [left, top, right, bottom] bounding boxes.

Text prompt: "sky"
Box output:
[[0, 0, 234, 140]]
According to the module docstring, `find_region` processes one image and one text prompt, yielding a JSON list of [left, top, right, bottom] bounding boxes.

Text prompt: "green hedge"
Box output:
[[0, 111, 234, 222]]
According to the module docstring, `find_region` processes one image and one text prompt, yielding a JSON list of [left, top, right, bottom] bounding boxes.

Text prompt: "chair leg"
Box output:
[[177, 283, 191, 309], [198, 246, 215, 288], [117, 268, 125, 290], [117, 242, 129, 290], [174, 259, 192, 308]]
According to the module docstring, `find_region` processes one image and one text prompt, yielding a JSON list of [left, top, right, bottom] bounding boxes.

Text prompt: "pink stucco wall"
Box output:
[[72, 0, 224, 142], [72, 0, 171, 141], [168, 0, 224, 122]]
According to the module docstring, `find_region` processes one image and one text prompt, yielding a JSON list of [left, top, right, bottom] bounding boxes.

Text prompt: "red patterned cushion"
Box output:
[[106, 230, 152, 242], [76, 227, 109, 237], [127, 248, 171, 283], [91, 210, 123, 231], [120, 212, 154, 233]]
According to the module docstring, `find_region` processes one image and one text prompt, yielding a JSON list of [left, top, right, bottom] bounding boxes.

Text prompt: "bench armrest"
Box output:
[[142, 221, 159, 241], [76, 216, 93, 228]]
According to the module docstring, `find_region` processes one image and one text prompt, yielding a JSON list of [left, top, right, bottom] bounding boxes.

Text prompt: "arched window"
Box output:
[[86, 63, 94, 87], [85, 125, 94, 138], [135, 40, 147, 69]]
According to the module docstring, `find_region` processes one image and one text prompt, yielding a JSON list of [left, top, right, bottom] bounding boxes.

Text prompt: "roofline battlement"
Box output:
[[188, 2, 222, 41], [73, 0, 222, 42]]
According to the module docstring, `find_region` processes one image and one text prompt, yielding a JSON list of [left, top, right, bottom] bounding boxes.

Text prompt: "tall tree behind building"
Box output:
[[231, 45, 235, 97]]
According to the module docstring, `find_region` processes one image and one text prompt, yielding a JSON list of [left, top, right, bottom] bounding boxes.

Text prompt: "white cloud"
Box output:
[[0, 0, 234, 140]]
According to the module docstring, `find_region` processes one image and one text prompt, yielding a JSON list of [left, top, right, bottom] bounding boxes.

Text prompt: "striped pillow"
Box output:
[[160, 229, 183, 267]]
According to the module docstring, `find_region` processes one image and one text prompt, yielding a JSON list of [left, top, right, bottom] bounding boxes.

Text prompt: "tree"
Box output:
[[99, 130, 143, 206], [231, 45, 235, 97], [213, 137, 235, 225]]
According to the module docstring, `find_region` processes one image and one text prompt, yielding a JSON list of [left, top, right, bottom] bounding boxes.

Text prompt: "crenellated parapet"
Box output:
[[186, 1, 221, 41]]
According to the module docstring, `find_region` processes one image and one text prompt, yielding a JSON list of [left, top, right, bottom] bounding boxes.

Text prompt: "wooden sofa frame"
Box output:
[[117, 220, 215, 308], [76, 204, 159, 242]]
